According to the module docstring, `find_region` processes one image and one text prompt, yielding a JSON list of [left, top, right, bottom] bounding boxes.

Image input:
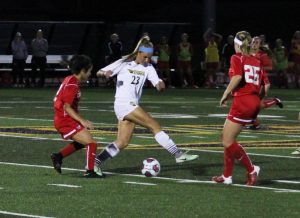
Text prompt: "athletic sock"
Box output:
[[223, 147, 234, 177], [262, 98, 278, 109], [59, 143, 77, 158], [228, 142, 254, 173], [86, 143, 97, 171], [95, 143, 120, 166], [154, 131, 179, 155]]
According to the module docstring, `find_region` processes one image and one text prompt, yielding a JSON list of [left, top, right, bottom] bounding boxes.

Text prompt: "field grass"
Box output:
[[0, 87, 299, 218]]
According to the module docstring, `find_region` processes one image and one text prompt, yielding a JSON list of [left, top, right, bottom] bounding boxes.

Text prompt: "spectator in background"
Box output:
[[289, 30, 300, 88], [221, 35, 235, 75], [203, 28, 223, 88], [177, 33, 198, 88], [104, 33, 123, 87], [11, 32, 28, 87], [273, 38, 289, 88], [155, 36, 174, 88], [105, 33, 123, 64], [31, 29, 48, 87]]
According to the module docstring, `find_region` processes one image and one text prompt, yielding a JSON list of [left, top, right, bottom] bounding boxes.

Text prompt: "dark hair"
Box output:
[[69, 55, 92, 75]]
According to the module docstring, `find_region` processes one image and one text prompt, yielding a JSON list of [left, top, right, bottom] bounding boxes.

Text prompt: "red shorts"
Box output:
[[177, 61, 192, 71], [227, 95, 261, 125], [54, 117, 84, 139], [157, 61, 170, 72]]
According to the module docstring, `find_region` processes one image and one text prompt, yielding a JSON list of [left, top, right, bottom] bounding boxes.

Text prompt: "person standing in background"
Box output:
[[11, 32, 28, 87], [31, 29, 48, 87]]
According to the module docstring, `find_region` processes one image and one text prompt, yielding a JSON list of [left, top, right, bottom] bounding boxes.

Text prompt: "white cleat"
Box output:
[[176, 151, 199, 163], [291, 148, 300, 155]]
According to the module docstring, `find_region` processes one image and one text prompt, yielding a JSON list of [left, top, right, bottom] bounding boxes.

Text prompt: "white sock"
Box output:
[[154, 131, 180, 155], [105, 143, 120, 157]]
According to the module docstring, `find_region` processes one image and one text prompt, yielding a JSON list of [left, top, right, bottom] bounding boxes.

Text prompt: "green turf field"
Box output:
[[0, 87, 299, 218]]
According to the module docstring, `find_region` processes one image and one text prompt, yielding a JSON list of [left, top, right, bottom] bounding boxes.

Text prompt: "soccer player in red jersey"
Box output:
[[51, 55, 104, 178], [212, 31, 263, 186], [247, 36, 283, 130]]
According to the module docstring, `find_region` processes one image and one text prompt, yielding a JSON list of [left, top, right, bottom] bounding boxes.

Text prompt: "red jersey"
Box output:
[[254, 51, 271, 85], [229, 53, 265, 97], [54, 75, 81, 120]]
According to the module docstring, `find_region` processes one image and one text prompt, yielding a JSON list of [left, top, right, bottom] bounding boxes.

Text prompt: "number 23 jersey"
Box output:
[[229, 53, 265, 97], [101, 59, 160, 104]]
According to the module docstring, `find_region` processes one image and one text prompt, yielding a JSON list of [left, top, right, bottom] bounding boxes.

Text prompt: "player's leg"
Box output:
[[51, 141, 84, 174], [125, 106, 199, 163], [95, 120, 135, 166], [71, 129, 104, 177]]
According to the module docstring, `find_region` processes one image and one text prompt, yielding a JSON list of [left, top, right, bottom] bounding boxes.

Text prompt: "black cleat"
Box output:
[[84, 170, 105, 178], [246, 125, 261, 130], [275, 98, 283, 108], [50, 153, 62, 174]]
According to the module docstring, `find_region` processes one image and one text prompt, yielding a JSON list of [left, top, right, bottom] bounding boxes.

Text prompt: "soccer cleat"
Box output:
[[84, 170, 105, 178], [175, 151, 199, 163], [212, 175, 233, 185], [50, 153, 62, 174], [246, 165, 260, 186], [246, 125, 261, 130], [94, 165, 105, 177], [291, 148, 300, 155], [275, 97, 283, 108]]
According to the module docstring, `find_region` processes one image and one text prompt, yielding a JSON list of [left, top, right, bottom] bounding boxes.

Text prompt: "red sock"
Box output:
[[59, 143, 77, 158], [227, 142, 254, 173], [86, 143, 97, 171], [223, 147, 234, 177], [262, 98, 277, 109]]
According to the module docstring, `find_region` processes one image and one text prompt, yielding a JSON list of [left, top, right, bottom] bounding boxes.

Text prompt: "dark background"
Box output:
[[1, 0, 299, 86], [0, 0, 299, 43]]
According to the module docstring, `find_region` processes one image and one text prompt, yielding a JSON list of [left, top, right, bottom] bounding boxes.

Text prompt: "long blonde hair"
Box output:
[[122, 35, 153, 62], [235, 31, 252, 55]]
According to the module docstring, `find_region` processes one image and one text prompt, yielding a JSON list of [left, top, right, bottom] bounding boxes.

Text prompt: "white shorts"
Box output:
[[114, 101, 139, 121]]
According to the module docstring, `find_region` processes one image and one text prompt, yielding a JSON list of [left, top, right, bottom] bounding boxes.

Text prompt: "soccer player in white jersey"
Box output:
[[94, 36, 198, 174]]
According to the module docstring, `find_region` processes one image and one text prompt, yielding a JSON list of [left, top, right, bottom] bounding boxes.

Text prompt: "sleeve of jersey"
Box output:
[[230, 55, 243, 76], [101, 59, 124, 76], [147, 66, 160, 87], [62, 84, 78, 105], [261, 54, 272, 68], [262, 68, 270, 85]]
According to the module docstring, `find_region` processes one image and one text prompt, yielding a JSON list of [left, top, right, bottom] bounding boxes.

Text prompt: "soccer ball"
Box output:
[[141, 158, 161, 177]]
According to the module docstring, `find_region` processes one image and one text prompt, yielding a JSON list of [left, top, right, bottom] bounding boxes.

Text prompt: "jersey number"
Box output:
[[244, 65, 260, 85], [53, 84, 63, 102], [131, 76, 140, 85]]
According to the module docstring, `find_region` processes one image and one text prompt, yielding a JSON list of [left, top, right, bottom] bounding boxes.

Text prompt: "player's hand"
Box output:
[[220, 93, 229, 107], [81, 120, 94, 130]]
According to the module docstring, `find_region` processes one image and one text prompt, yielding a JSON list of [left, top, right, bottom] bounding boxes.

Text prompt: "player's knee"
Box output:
[[73, 141, 85, 150]]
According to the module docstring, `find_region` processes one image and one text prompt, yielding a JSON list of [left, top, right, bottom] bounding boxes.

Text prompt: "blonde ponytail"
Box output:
[[123, 35, 153, 62], [235, 31, 252, 55]]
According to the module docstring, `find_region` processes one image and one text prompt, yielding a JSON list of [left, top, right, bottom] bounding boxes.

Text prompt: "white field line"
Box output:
[[47, 184, 82, 188], [123, 181, 157, 186], [238, 135, 258, 138], [0, 210, 55, 218], [273, 180, 300, 184], [0, 161, 300, 193], [0, 133, 299, 159], [136, 136, 154, 139]]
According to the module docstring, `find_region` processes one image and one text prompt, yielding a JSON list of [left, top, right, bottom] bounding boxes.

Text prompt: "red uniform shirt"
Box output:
[[254, 51, 271, 85], [229, 53, 265, 97], [54, 75, 80, 121]]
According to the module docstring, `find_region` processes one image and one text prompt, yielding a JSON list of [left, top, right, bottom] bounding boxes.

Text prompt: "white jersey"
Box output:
[[101, 59, 160, 105]]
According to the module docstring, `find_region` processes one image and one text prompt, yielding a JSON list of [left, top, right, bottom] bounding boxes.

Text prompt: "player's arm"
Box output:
[[155, 79, 165, 92], [220, 75, 242, 106], [64, 103, 94, 130], [96, 70, 113, 79]]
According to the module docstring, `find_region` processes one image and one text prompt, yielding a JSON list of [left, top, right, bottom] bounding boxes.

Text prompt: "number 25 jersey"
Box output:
[[229, 53, 265, 97]]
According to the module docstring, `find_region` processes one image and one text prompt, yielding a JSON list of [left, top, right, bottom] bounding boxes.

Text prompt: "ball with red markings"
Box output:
[[141, 158, 161, 177]]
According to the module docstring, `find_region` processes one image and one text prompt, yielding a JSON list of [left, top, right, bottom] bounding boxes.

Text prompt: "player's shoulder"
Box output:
[[231, 53, 242, 62], [64, 75, 78, 86]]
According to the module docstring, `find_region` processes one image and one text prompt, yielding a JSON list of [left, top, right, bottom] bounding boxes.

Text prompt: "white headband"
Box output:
[[234, 37, 243, 46]]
